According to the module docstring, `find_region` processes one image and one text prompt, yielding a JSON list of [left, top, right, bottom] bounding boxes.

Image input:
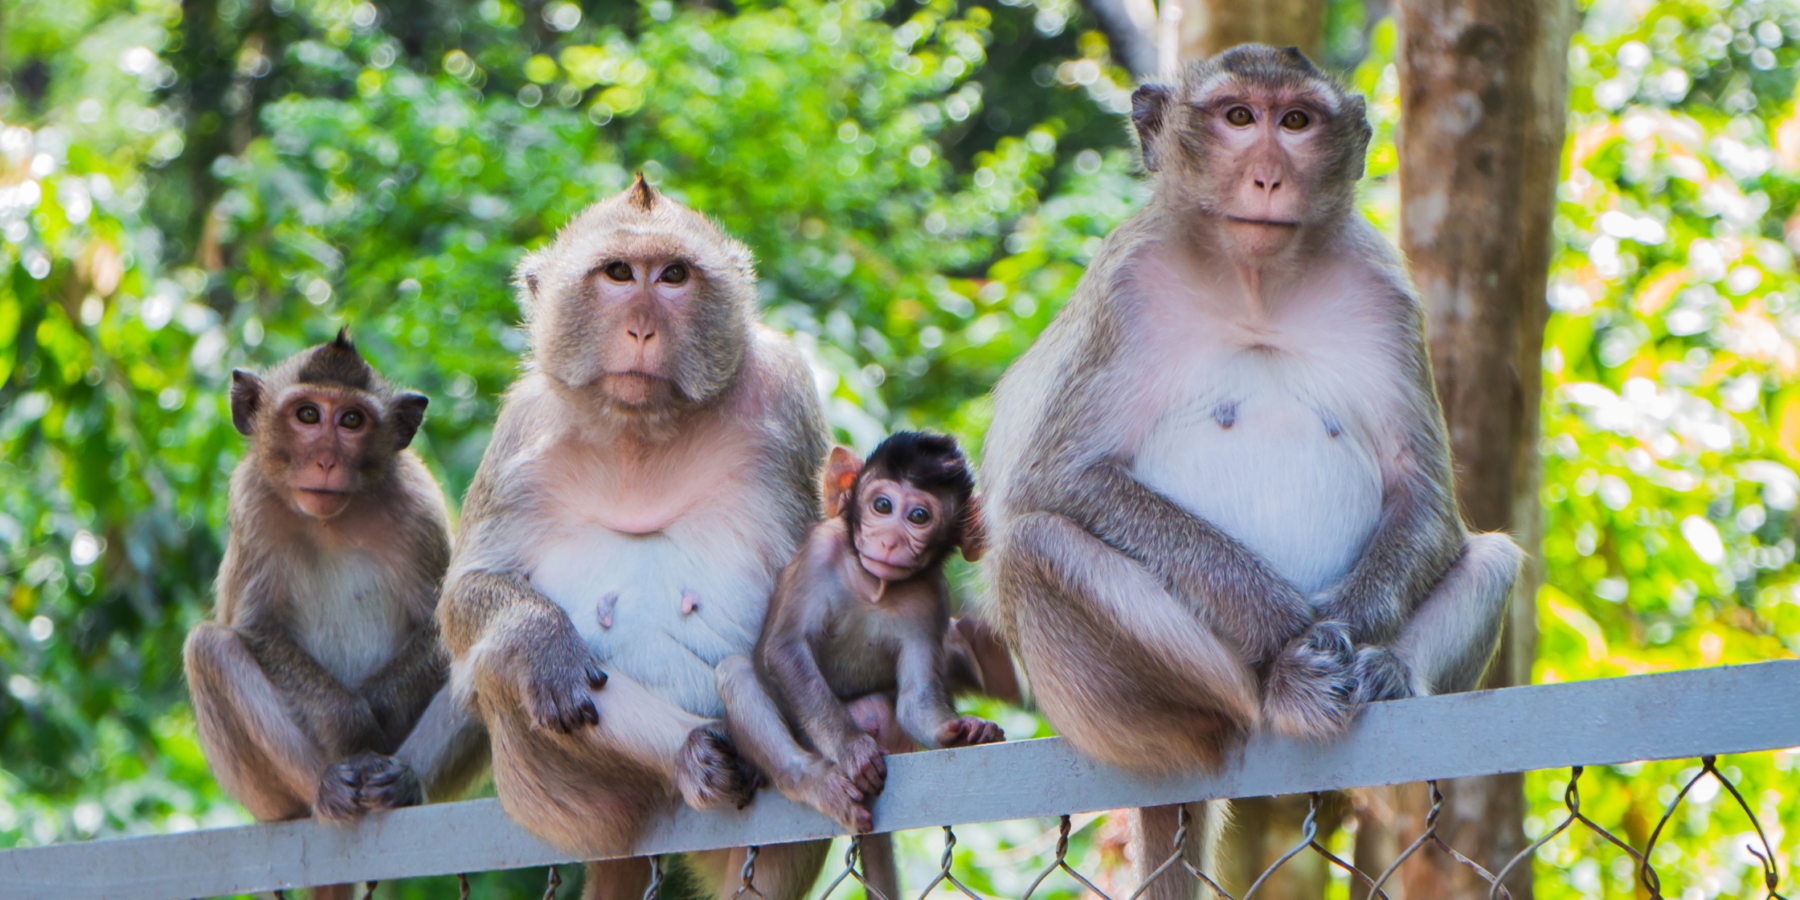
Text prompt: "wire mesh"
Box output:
[[318, 753, 1789, 900]]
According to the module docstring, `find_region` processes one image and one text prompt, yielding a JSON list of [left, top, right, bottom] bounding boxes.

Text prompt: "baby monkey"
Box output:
[[716, 432, 1004, 832]]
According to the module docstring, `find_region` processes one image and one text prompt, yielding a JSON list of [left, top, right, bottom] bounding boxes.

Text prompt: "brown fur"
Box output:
[[186, 336, 482, 858], [979, 45, 1521, 900], [439, 180, 830, 899]]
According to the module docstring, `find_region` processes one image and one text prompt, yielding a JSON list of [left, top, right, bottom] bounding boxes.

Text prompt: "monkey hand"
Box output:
[[520, 638, 609, 734], [1262, 621, 1357, 741], [1351, 645, 1415, 705], [836, 734, 887, 799], [936, 715, 1005, 748], [675, 725, 758, 811], [315, 752, 423, 821]]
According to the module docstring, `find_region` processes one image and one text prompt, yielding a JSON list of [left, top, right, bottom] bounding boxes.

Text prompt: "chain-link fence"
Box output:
[[3, 663, 1796, 900], [434, 752, 1789, 900]]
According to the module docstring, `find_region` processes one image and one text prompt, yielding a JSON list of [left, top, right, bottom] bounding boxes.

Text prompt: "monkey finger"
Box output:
[[585, 664, 609, 690]]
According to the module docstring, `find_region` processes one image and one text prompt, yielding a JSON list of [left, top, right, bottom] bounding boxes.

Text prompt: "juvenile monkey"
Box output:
[[716, 432, 1003, 835], [980, 45, 1522, 899], [438, 177, 832, 900], [184, 331, 486, 845]]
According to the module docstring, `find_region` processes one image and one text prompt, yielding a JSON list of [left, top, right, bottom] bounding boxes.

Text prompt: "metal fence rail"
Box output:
[[3, 661, 1798, 900]]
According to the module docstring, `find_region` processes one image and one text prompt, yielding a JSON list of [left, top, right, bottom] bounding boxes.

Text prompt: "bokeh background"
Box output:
[[0, 0, 1797, 897]]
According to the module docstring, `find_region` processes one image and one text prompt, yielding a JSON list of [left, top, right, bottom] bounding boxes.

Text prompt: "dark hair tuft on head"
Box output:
[[296, 326, 376, 390]]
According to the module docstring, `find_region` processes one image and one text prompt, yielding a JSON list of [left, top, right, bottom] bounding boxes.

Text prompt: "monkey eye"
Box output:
[[907, 507, 930, 525], [296, 405, 321, 425], [1280, 110, 1311, 130], [1225, 106, 1254, 127], [339, 410, 365, 430], [872, 497, 893, 515], [659, 263, 689, 285], [603, 261, 633, 282]]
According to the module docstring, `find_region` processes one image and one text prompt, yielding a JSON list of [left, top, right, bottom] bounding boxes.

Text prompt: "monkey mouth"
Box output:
[[857, 553, 918, 582], [1226, 216, 1301, 228]]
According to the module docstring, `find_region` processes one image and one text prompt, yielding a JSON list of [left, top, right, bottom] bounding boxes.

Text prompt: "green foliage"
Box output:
[[1533, 0, 1800, 896], [1, 0, 1797, 896]]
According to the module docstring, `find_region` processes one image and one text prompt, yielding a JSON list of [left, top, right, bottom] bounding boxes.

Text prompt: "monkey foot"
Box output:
[[1263, 622, 1357, 741], [315, 752, 423, 822], [936, 715, 1005, 748], [799, 763, 873, 833], [1351, 645, 1415, 704], [676, 725, 756, 811], [836, 735, 887, 798]]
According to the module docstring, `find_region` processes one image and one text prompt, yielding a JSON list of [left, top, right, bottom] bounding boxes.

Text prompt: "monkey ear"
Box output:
[[391, 392, 429, 450], [958, 494, 989, 562], [1131, 84, 1171, 173], [822, 446, 863, 518], [230, 369, 264, 436]]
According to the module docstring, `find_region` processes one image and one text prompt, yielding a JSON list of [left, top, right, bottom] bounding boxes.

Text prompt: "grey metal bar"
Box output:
[[3, 660, 1797, 900]]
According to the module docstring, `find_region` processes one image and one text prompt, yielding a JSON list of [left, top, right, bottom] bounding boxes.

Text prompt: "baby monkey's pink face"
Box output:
[[852, 477, 953, 582]]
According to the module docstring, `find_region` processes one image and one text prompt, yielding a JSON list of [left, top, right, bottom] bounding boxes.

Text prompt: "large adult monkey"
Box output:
[[979, 45, 1523, 898], [439, 177, 832, 900], [185, 332, 487, 898]]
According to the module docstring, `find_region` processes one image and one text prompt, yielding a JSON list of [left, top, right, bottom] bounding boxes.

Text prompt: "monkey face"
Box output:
[[1132, 45, 1370, 256], [516, 176, 755, 416], [271, 387, 380, 518], [851, 477, 955, 584], [585, 255, 700, 409]]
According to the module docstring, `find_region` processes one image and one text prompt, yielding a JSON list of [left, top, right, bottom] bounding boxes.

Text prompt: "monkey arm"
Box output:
[[440, 568, 608, 734], [1316, 307, 1468, 646], [237, 622, 383, 759], [1033, 459, 1315, 666], [758, 633, 868, 763], [358, 622, 451, 750]]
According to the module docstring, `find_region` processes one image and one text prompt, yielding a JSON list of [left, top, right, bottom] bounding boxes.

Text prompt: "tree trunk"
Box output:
[[1175, 0, 1325, 60], [1384, 2, 1573, 897]]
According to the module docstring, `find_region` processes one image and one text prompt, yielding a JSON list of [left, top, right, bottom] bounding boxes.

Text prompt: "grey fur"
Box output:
[[980, 45, 1522, 900], [437, 182, 830, 900]]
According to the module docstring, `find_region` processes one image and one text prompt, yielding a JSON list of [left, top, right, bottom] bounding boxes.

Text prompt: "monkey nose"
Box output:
[[626, 326, 657, 345], [1253, 175, 1283, 193]]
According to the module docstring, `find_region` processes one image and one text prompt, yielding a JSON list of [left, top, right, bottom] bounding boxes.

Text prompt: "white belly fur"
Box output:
[[1135, 352, 1382, 597], [530, 517, 777, 719], [290, 552, 407, 688]]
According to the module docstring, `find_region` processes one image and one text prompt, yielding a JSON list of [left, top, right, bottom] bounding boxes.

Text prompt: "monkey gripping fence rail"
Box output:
[[3, 661, 1800, 900]]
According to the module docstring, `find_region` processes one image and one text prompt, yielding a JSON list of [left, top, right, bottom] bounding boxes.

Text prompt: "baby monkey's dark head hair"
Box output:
[[858, 431, 974, 504], [826, 431, 986, 580]]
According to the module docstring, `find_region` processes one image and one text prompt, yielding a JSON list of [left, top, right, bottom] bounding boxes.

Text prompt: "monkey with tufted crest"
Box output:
[[978, 45, 1523, 900], [185, 331, 486, 899], [438, 177, 833, 900]]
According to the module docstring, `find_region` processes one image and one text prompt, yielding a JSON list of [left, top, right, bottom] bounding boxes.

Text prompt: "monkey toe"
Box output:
[[1264, 631, 1357, 741], [676, 725, 755, 811], [1352, 646, 1414, 705], [351, 754, 424, 811], [806, 767, 874, 833], [314, 762, 368, 822], [937, 716, 1005, 748], [839, 736, 887, 797]]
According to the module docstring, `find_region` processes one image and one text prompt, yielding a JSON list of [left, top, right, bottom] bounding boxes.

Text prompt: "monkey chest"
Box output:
[[1134, 356, 1385, 597], [529, 519, 792, 719], [288, 553, 410, 689]]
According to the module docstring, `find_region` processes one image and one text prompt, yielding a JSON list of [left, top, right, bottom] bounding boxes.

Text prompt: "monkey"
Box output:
[[183, 331, 488, 898], [716, 432, 1004, 837], [977, 45, 1523, 900], [437, 176, 833, 900]]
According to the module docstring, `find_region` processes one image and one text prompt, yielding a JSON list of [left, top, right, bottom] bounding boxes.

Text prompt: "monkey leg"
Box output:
[[483, 670, 753, 857], [579, 857, 654, 900], [183, 622, 329, 822], [992, 512, 1261, 773], [694, 842, 832, 900], [717, 656, 873, 833], [1376, 532, 1523, 698], [1128, 802, 1228, 900]]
